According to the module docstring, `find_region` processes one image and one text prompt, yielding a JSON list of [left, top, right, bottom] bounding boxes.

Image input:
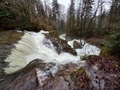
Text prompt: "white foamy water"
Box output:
[[5, 31, 100, 74], [59, 34, 66, 40], [68, 40, 100, 56], [59, 34, 100, 56], [4, 31, 81, 74]]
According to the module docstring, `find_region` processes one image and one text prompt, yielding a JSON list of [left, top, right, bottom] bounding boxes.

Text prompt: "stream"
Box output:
[[4, 30, 100, 74]]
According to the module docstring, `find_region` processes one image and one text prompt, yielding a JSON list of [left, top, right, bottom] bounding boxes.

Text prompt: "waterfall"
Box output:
[[4, 31, 82, 74], [4, 31, 100, 74]]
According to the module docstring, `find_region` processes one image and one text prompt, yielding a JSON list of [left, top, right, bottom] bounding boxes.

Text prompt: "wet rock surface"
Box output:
[[44, 32, 77, 56], [1, 56, 119, 90], [0, 59, 77, 90], [73, 40, 82, 49], [85, 56, 120, 90]]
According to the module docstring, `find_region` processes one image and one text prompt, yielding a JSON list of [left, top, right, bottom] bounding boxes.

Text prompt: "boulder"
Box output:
[[2, 54, 119, 90], [0, 59, 78, 90], [99, 46, 111, 57], [44, 32, 77, 56], [73, 41, 82, 49]]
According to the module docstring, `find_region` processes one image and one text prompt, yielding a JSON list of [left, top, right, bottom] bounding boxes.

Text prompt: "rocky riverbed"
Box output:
[[0, 30, 119, 90]]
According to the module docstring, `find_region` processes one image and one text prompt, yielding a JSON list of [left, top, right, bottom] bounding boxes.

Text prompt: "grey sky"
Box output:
[[57, 0, 70, 8], [57, 0, 111, 10]]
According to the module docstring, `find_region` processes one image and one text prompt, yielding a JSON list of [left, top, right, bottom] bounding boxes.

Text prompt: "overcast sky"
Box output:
[[57, 0, 111, 10], [57, 0, 70, 8], [43, 0, 111, 13]]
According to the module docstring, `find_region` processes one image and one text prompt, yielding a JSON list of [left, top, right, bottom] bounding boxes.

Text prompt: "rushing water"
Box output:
[[4, 31, 100, 74], [59, 34, 100, 56]]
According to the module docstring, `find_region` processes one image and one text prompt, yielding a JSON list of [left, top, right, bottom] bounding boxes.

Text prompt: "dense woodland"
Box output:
[[0, 0, 120, 58], [0, 0, 120, 37]]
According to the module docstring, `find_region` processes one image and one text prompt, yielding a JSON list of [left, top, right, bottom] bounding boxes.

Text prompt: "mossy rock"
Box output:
[[99, 46, 111, 57], [73, 41, 82, 49], [80, 55, 89, 60], [44, 32, 77, 56]]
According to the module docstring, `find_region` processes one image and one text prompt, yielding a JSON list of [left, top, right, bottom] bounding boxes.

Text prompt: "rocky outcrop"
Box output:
[[0, 59, 77, 90], [44, 32, 77, 56], [85, 56, 120, 90], [1, 56, 119, 90]]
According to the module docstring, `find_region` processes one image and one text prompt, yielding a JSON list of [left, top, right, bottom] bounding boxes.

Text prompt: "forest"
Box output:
[[0, 0, 120, 37], [0, 0, 120, 90]]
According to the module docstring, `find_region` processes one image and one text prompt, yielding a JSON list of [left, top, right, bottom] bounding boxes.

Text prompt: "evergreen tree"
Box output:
[[36, 0, 45, 18], [52, 0, 60, 20], [108, 0, 120, 29], [66, 0, 76, 37]]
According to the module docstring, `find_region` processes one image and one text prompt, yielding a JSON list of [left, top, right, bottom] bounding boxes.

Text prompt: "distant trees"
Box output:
[[50, 0, 66, 32], [52, 0, 60, 20], [66, 0, 120, 38], [67, 0, 75, 37], [66, 0, 95, 38], [108, 0, 120, 29], [0, 0, 120, 37]]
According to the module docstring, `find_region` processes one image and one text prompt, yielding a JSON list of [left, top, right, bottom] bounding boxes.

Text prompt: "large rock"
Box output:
[[73, 41, 82, 49], [2, 50, 119, 90], [44, 32, 77, 56], [0, 59, 77, 90]]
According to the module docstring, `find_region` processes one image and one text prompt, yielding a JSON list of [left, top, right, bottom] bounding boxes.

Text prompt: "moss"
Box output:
[[80, 55, 89, 60], [99, 46, 111, 57]]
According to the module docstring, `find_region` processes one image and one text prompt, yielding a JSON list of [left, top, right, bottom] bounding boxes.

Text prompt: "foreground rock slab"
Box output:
[[0, 59, 77, 90]]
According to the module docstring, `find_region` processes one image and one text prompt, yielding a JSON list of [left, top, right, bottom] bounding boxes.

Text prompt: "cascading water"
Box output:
[[4, 30, 100, 74], [59, 34, 100, 56]]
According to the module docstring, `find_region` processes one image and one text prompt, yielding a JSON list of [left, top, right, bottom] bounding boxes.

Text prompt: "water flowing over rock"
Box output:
[[0, 30, 102, 90], [4, 30, 80, 74], [0, 31, 24, 79], [44, 32, 77, 55], [0, 59, 77, 90]]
